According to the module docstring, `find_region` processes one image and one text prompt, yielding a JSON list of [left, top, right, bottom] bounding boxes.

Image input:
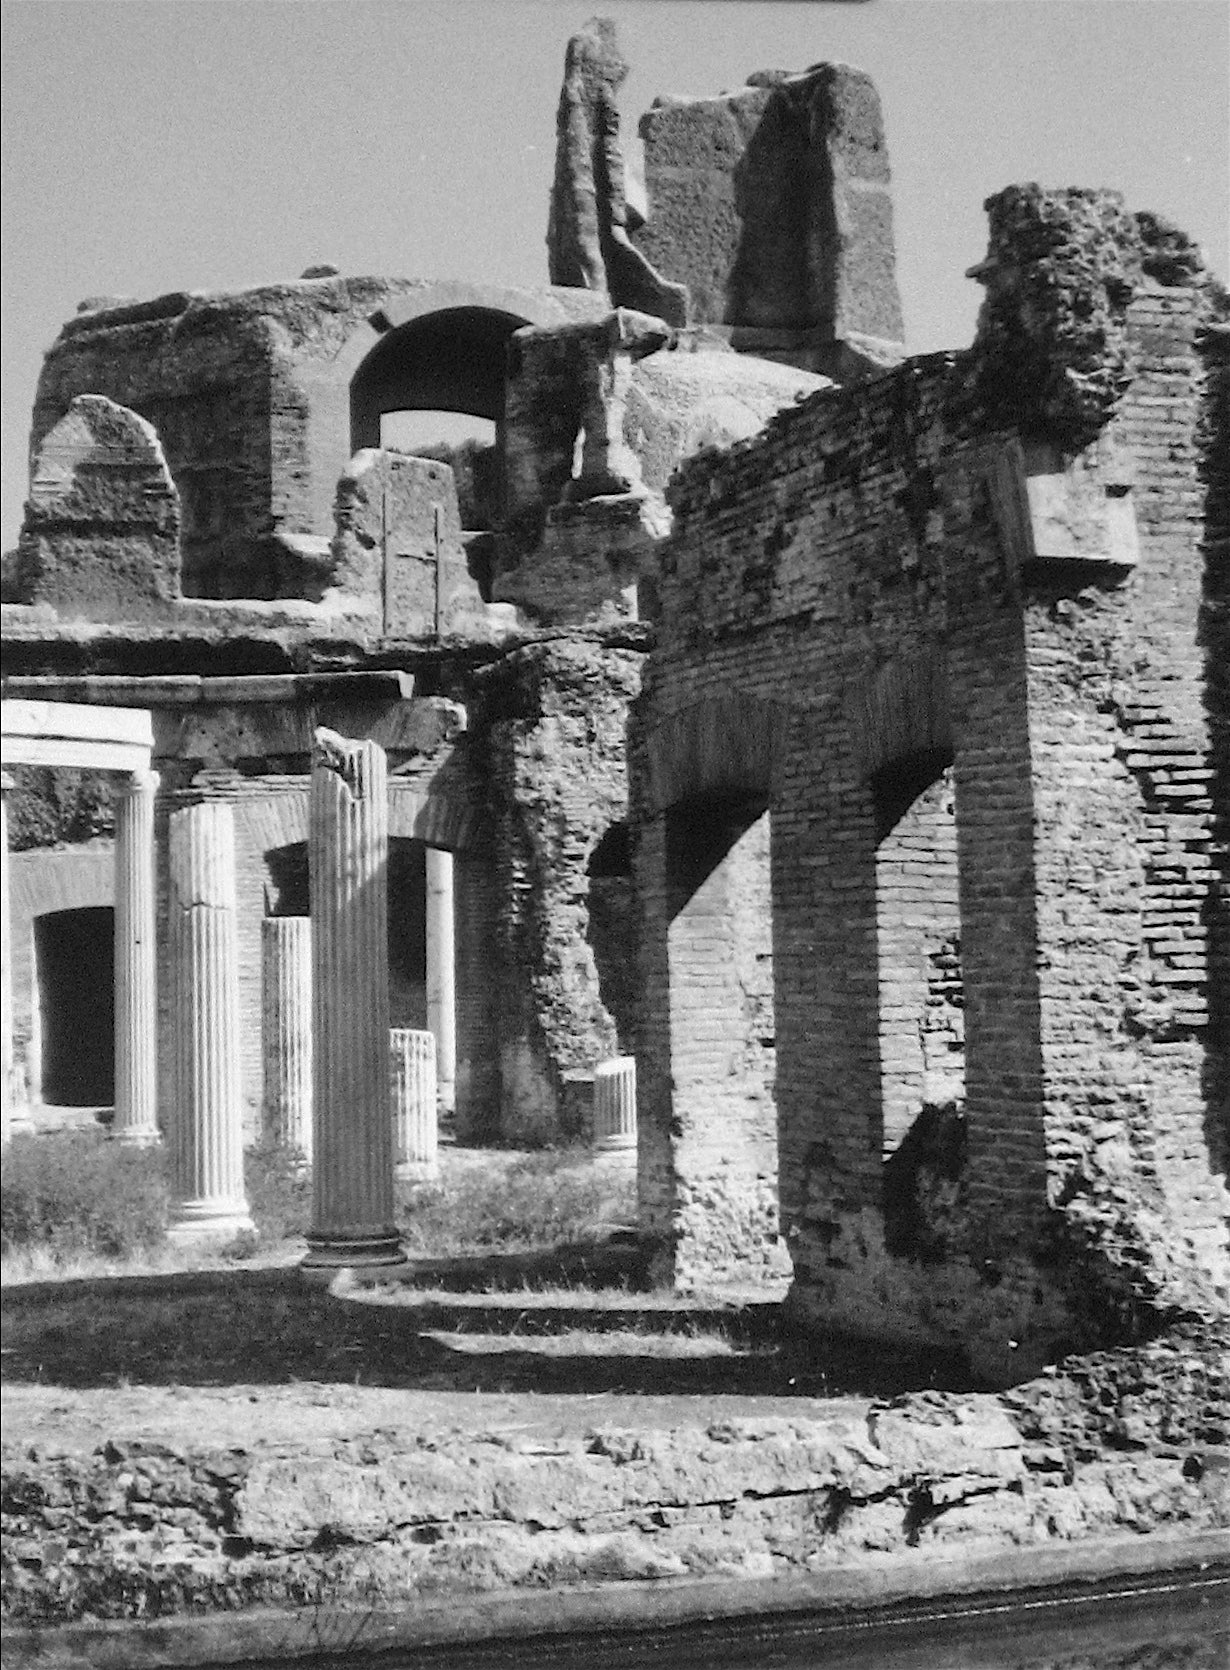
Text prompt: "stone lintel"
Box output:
[[1, 671, 416, 707], [0, 698, 154, 773]]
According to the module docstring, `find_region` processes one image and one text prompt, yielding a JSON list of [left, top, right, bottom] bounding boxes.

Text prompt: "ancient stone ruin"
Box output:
[[1, 20, 1226, 1385]]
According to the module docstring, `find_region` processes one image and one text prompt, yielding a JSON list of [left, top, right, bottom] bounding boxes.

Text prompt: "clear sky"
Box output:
[[2, 0, 1227, 555]]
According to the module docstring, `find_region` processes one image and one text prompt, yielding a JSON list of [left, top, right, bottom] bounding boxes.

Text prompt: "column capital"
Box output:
[[122, 766, 161, 798]]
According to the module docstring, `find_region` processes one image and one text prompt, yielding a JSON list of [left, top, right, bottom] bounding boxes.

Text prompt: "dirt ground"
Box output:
[[1, 1249, 973, 1457]]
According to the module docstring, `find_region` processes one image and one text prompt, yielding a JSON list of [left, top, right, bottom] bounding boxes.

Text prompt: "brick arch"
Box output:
[[642, 695, 790, 814], [847, 650, 952, 779]]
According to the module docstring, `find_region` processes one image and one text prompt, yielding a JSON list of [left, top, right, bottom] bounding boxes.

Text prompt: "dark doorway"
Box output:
[[35, 906, 115, 1105]]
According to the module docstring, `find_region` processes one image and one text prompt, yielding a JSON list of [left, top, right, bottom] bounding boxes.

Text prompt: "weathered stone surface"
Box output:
[[548, 18, 688, 326], [633, 64, 904, 347], [4, 1334, 1227, 1628], [329, 450, 487, 638], [969, 185, 1143, 448], [16, 396, 181, 622]]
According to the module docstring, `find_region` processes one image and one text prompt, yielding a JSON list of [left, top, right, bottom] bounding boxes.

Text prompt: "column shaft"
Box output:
[[306, 730, 402, 1267], [426, 846, 456, 1115], [168, 800, 252, 1237], [390, 1027, 438, 1180], [113, 768, 160, 1144], [262, 916, 313, 1161]]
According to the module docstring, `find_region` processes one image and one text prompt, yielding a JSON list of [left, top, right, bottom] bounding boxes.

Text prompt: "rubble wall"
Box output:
[[480, 641, 643, 1143]]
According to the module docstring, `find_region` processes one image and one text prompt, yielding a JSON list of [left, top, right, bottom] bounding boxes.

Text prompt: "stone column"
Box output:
[[113, 768, 160, 1145], [1, 773, 13, 1147], [593, 1055, 637, 1156], [168, 800, 253, 1239], [305, 730, 402, 1268], [426, 845, 456, 1115], [262, 916, 313, 1162], [390, 1028, 438, 1181]]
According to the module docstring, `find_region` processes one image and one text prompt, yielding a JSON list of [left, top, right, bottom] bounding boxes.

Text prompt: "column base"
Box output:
[[168, 1202, 254, 1243], [113, 1126, 162, 1149], [302, 1228, 405, 1270], [594, 1133, 637, 1157], [395, 1159, 440, 1184]]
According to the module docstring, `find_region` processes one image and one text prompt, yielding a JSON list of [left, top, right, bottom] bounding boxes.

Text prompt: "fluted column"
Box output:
[[262, 916, 313, 1162], [593, 1056, 637, 1156], [390, 1027, 438, 1181], [305, 730, 402, 1267], [168, 800, 253, 1238], [1, 773, 13, 1148], [426, 845, 456, 1115], [113, 767, 160, 1145]]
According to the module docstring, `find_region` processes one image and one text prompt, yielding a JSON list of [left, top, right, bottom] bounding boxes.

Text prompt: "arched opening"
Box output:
[[350, 307, 529, 452], [586, 821, 637, 1052], [388, 838, 428, 1032], [873, 754, 967, 1261], [663, 791, 785, 1283], [34, 906, 115, 1106]]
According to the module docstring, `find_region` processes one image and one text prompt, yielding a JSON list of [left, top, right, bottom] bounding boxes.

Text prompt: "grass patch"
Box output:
[[0, 1131, 168, 1265], [398, 1148, 634, 1258], [1, 1135, 634, 1278]]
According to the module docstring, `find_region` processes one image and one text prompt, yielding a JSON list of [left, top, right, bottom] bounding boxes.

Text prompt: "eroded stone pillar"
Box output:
[[1, 773, 13, 1147], [390, 1028, 438, 1181], [113, 768, 160, 1145], [426, 846, 456, 1116], [305, 731, 402, 1268], [593, 1056, 637, 1156], [262, 916, 313, 1162], [168, 800, 253, 1239]]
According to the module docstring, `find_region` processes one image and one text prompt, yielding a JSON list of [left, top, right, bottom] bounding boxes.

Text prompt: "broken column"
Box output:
[[593, 1056, 637, 1155], [112, 768, 160, 1146], [304, 730, 402, 1268], [390, 1028, 438, 1181], [426, 846, 456, 1117], [261, 916, 313, 1162], [168, 800, 253, 1239]]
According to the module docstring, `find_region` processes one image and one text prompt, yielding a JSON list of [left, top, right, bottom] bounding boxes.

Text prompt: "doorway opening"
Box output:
[[34, 906, 115, 1105]]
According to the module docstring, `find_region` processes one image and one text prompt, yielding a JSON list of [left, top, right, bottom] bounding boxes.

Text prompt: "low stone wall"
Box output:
[[3, 1326, 1226, 1635]]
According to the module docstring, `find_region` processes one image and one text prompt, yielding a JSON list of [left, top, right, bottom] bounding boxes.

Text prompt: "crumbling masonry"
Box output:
[[1, 20, 1226, 1379]]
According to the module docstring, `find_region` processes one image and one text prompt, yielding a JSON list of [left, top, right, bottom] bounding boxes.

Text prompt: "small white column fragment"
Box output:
[[262, 916, 313, 1162], [168, 799, 253, 1239], [113, 768, 160, 1145], [390, 1027, 438, 1181], [305, 729, 402, 1268], [593, 1055, 637, 1156]]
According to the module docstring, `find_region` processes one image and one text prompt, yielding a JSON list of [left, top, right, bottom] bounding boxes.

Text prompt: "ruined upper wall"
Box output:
[[32, 276, 605, 600], [546, 21, 904, 367], [634, 63, 904, 350]]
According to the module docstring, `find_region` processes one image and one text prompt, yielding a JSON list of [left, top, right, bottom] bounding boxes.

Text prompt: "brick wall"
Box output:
[[632, 244, 1229, 1373]]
